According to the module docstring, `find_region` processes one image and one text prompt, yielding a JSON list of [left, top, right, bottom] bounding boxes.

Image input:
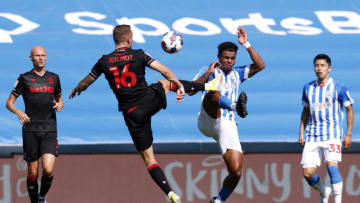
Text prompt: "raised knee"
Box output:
[[230, 168, 242, 179]]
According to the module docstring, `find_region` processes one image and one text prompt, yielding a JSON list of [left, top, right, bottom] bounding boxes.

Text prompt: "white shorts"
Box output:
[[198, 106, 242, 155], [301, 141, 342, 168]]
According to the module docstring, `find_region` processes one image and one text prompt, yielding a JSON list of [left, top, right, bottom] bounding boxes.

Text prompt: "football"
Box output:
[[161, 31, 183, 54]]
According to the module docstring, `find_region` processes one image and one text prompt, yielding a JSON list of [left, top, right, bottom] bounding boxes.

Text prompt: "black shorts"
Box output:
[[22, 130, 58, 162], [123, 82, 167, 151]]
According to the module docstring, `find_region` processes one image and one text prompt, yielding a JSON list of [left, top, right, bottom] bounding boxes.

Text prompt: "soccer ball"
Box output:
[[161, 31, 183, 54]]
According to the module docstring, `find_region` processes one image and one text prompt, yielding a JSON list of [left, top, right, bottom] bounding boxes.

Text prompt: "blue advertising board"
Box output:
[[0, 0, 359, 144]]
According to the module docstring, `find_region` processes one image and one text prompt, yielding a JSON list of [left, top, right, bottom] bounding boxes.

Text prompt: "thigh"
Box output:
[[197, 105, 221, 139], [123, 107, 153, 152], [301, 142, 323, 168], [202, 92, 221, 119], [22, 131, 40, 162], [40, 131, 58, 157], [218, 119, 242, 155]]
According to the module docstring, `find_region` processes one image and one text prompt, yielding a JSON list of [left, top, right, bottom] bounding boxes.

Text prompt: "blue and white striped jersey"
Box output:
[[302, 78, 354, 142], [194, 65, 250, 122]]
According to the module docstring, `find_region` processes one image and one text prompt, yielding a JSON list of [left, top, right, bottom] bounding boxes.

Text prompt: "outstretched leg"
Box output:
[[159, 74, 224, 94], [139, 145, 181, 203]]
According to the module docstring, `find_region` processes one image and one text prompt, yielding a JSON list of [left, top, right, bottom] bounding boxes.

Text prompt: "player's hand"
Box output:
[[15, 111, 30, 125], [69, 88, 81, 99], [176, 83, 185, 102], [343, 134, 352, 149], [208, 61, 220, 74], [298, 134, 305, 147], [53, 100, 64, 112], [237, 26, 248, 45]]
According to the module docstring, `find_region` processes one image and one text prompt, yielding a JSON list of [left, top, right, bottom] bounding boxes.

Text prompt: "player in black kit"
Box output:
[[6, 46, 63, 203], [69, 25, 221, 203]]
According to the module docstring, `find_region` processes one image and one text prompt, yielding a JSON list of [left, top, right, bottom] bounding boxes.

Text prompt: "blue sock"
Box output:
[[328, 166, 342, 184], [305, 173, 320, 186], [218, 185, 233, 201], [219, 96, 232, 110]]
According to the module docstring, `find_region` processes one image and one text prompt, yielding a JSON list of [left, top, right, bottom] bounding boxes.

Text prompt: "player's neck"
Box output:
[[318, 75, 330, 86], [116, 43, 130, 49], [33, 67, 46, 76]]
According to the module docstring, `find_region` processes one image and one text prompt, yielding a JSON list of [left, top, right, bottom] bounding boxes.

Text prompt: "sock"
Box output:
[[147, 163, 171, 195], [332, 182, 343, 203], [169, 80, 205, 92], [39, 174, 53, 197], [328, 166, 342, 203], [216, 185, 233, 201], [305, 174, 325, 194], [219, 96, 235, 110], [27, 176, 39, 203]]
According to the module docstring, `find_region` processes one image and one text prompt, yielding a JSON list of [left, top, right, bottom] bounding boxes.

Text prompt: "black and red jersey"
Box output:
[[90, 47, 155, 111], [11, 70, 62, 131]]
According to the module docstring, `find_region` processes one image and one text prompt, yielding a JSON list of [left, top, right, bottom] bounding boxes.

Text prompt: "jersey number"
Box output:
[[329, 144, 341, 154], [109, 64, 137, 89]]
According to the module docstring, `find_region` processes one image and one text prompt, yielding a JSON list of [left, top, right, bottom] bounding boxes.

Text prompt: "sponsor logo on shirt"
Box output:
[[29, 86, 54, 93], [312, 102, 332, 110]]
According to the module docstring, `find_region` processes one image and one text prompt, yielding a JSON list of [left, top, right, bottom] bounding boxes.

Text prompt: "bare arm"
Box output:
[[237, 27, 265, 78], [6, 94, 30, 124], [148, 60, 185, 102], [193, 62, 220, 83], [343, 105, 354, 149], [69, 74, 97, 99], [299, 107, 310, 147]]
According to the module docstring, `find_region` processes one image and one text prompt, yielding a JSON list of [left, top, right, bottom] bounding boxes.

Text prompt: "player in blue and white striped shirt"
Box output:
[[299, 54, 354, 203], [191, 27, 265, 203]]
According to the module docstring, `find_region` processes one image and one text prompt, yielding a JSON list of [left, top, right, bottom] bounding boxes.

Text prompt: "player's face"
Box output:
[[219, 50, 236, 73], [314, 59, 331, 80], [30, 47, 47, 69]]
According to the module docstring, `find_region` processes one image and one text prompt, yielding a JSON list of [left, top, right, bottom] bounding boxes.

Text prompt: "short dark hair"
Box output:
[[217, 42, 238, 58], [314, 54, 331, 65], [113, 24, 132, 45]]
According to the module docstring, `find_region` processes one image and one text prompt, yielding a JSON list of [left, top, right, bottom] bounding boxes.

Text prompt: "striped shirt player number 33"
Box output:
[[302, 78, 354, 143]]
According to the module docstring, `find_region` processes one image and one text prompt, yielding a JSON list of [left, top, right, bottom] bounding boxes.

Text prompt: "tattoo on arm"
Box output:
[[75, 74, 96, 92]]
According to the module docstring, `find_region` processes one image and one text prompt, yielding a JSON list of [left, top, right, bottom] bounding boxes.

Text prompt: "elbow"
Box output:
[[259, 62, 266, 71], [5, 101, 11, 111]]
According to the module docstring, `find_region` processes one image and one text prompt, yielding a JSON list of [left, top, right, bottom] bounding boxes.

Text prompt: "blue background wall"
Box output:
[[0, 0, 359, 144]]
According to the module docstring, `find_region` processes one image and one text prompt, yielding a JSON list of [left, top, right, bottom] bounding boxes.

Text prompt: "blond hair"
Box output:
[[113, 24, 132, 45]]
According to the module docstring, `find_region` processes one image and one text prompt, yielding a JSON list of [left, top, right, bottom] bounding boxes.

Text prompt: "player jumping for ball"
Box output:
[[189, 27, 265, 203], [69, 24, 222, 203]]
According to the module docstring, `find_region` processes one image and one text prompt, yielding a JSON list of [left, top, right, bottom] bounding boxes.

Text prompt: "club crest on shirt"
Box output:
[[48, 77, 54, 84], [326, 91, 333, 99]]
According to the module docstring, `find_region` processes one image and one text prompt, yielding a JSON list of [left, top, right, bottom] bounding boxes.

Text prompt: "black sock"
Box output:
[[27, 176, 39, 203], [148, 163, 171, 195], [170, 80, 205, 92], [39, 174, 53, 197]]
